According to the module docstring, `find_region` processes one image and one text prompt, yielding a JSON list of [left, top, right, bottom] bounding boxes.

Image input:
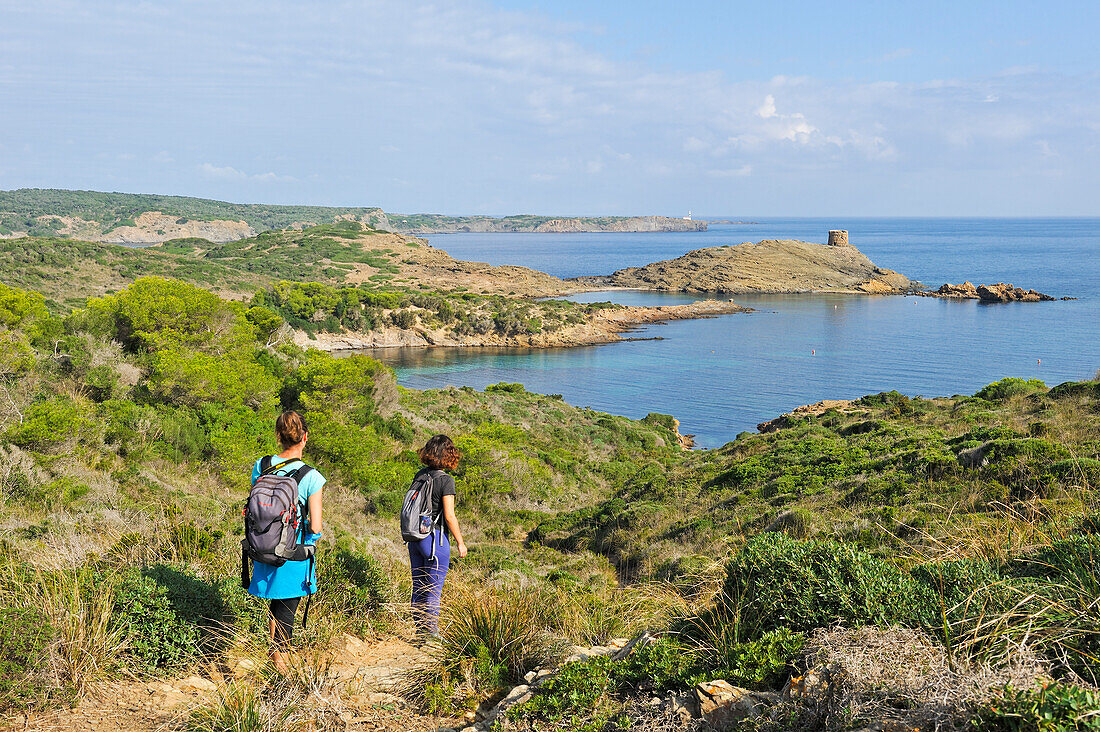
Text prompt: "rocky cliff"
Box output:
[[572, 238, 915, 294]]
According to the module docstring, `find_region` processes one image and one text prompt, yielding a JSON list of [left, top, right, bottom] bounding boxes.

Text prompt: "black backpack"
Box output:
[[241, 457, 317, 600]]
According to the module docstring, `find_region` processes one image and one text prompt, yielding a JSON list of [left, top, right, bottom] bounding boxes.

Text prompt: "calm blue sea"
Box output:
[[369, 219, 1100, 448]]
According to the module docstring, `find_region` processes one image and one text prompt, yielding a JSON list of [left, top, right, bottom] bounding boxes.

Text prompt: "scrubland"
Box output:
[[1, 267, 1098, 730]]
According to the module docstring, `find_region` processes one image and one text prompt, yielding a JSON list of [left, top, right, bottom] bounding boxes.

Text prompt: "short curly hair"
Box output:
[[418, 434, 461, 471]]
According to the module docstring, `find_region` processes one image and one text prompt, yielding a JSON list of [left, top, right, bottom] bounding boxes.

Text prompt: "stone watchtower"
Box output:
[[828, 230, 849, 247]]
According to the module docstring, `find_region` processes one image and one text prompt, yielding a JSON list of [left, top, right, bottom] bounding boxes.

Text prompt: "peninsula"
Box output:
[[572, 231, 916, 294]]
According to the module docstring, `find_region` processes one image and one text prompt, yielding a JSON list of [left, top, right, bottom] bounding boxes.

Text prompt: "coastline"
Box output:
[[297, 299, 751, 352]]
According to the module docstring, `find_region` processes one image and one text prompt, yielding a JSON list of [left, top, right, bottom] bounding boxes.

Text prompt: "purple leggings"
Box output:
[[409, 530, 450, 633]]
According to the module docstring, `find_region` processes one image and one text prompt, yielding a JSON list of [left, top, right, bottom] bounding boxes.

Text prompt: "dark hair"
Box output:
[[275, 410, 308, 449], [419, 434, 461, 471]]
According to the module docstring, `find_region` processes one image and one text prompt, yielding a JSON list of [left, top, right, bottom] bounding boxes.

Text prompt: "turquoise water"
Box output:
[[369, 219, 1100, 448]]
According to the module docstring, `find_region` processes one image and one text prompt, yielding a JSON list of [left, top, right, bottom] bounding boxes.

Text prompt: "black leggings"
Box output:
[[269, 597, 301, 651]]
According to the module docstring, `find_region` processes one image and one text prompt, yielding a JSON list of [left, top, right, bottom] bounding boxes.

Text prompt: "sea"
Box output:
[[366, 218, 1100, 449]]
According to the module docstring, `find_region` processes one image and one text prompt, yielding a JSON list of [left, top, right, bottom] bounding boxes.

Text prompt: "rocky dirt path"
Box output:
[[7, 635, 454, 732]]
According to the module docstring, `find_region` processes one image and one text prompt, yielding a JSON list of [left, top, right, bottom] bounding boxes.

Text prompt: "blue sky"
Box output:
[[1, 0, 1097, 216]]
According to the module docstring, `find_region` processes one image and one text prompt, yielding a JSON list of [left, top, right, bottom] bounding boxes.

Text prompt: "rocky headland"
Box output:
[[571, 234, 916, 294]]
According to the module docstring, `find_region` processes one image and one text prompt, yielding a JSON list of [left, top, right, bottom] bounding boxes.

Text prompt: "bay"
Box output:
[[368, 218, 1100, 448]]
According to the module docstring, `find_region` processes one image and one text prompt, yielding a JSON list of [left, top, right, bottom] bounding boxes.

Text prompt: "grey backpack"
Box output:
[[242, 457, 316, 570], [400, 469, 442, 544]]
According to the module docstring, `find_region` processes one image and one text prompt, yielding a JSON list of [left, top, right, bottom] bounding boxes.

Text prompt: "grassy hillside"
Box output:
[[1, 189, 681, 237], [0, 188, 387, 235], [0, 223, 604, 342], [1, 271, 1098, 730], [535, 381, 1100, 581]]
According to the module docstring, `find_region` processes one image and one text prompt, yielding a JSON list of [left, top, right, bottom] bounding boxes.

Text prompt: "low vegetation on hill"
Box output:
[[0, 188, 387, 236], [0, 277, 683, 721], [1, 269, 1097, 730], [0, 222, 608, 345]]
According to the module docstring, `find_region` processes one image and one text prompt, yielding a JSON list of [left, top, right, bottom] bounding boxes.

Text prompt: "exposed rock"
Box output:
[[479, 684, 532, 723], [783, 663, 848, 702], [572, 238, 915, 294], [977, 283, 1056, 302], [664, 691, 699, 724], [694, 680, 776, 728], [230, 657, 259, 677], [176, 675, 217, 693], [523, 668, 554, 686], [758, 400, 855, 433], [929, 281, 1056, 302], [611, 631, 656, 661], [934, 281, 980, 298], [104, 211, 256, 243]]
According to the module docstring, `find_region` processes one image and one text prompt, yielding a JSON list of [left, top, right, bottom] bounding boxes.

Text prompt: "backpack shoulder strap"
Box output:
[[260, 455, 273, 473], [260, 457, 296, 477], [290, 464, 314, 483]]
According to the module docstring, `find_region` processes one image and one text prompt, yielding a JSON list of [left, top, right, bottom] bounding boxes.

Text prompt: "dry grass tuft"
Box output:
[[795, 625, 1049, 731]]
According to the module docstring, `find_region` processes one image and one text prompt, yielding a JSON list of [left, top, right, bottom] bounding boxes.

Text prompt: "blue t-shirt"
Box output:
[[247, 457, 326, 600]]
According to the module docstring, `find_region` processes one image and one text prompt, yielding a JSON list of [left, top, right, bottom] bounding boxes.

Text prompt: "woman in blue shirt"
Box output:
[[247, 410, 325, 673]]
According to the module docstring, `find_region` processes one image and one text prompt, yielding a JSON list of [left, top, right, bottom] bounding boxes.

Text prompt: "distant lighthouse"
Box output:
[[683, 210, 693, 221]]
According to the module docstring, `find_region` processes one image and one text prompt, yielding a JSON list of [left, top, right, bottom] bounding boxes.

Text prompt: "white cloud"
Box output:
[[198, 163, 295, 183], [757, 95, 777, 119], [3, 0, 1099, 213], [151, 150, 174, 163], [707, 165, 752, 178], [683, 137, 708, 152]]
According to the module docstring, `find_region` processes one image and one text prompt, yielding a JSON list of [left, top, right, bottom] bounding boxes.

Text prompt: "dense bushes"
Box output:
[[0, 607, 58, 710], [110, 565, 263, 674], [507, 633, 805, 728], [719, 533, 921, 638], [976, 377, 1047, 401], [317, 549, 392, 629], [978, 683, 1100, 731]]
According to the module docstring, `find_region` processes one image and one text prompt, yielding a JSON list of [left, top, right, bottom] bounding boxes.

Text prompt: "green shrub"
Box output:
[[977, 683, 1100, 731], [975, 377, 1047, 401], [681, 627, 805, 690], [855, 390, 911, 411], [642, 413, 678, 432], [110, 565, 254, 673], [0, 607, 58, 710], [317, 549, 392, 628], [719, 534, 924, 639], [507, 655, 617, 726], [111, 568, 203, 673], [486, 382, 525, 394], [6, 395, 93, 450]]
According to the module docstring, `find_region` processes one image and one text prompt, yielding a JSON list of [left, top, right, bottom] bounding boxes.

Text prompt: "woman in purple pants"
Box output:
[[409, 434, 467, 639]]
